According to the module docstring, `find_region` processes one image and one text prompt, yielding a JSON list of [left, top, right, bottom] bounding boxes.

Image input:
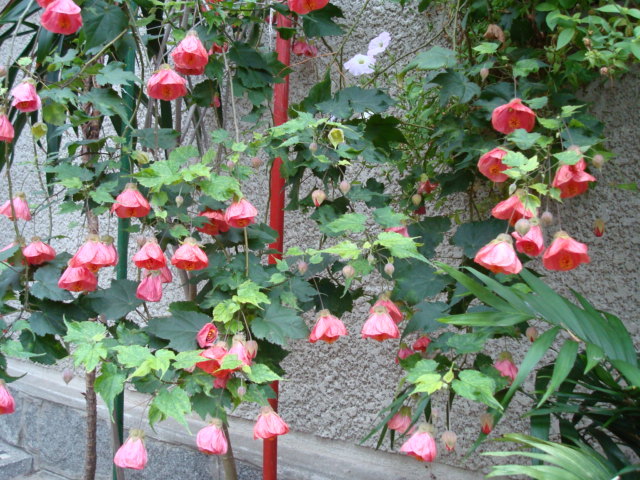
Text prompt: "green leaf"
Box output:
[[553, 150, 582, 165], [302, 4, 344, 37], [245, 363, 282, 384], [405, 46, 457, 70], [408, 216, 451, 259], [173, 350, 206, 370], [373, 207, 408, 228], [556, 28, 575, 50], [375, 232, 426, 261], [513, 59, 544, 78], [317, 87, 394, 119], [508, 130, 543, 150], [200, 175, 242, 201], [79, 88, 128, 122], [584, 343, 604, 374], [151, 387, 191, 428], [87, 280, 143, 321], [452, 370, 503, 410], [94, 363, 126, 417], [42, 103, 67, 126], [30, 265, 73, 302], [432, 71, 480, 106], [393, 260, 447, 305], [96, 62, 140, 86], [319, 213, 367, 236], [403, 301, 448, 337], [146, 309, 211, 352], [64, 321, 107, 344], [406, 359, 438, 383], [213, 300, 241, 324], [452, 219, 508, 257], [536, 341, 579, 407], [135, 146, 198, 189], [251, 303, 308, 347], [233, 280, 270, 308], [321, 241, 361, 260], [82, 0, 128, 50], [447, 332, 489, 354], [411, 373, 443, 394], [114, 345, 153, 369], [473, 42, 499, 54], [132, 128, 180, 150]]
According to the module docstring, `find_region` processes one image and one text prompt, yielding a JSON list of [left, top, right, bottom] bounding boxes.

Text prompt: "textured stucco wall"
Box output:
[[0, 0, 638, 477]]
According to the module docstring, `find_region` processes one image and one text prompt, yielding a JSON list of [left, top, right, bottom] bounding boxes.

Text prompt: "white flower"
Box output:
[[343, 54, 376, 76], [367, 31, 391, 57]]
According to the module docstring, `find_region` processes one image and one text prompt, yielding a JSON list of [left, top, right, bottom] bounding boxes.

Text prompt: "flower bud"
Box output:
[[480, 413, 494, 434], [600, 66, 609, 76], [480, 68, 489, 81], [251, 157, 263, 168], [311, 189, 326, 207], [339, 181, 351, 195], [582, 37, 592, 48], [328, 128, 345, 148], [384, 262, 394, 277], [245, 340, 258, 359], [309, 142, 318, 153], [226, 160, 235, 169], [592, 154, 604, 168], [136, 235, 147, 248], [342, 265, 355, 279], [175, 195, 184, 207], [526, 326, 538, 342], [131, 150, 151, 165], [297, 260, 308, 275], [514, 218, 531, 236], [411, 194, 422, 206], [62, 368, 74, 384], [540, 211, 554, 227], [237, 385, 247, 398], [441, 430, 457, 452], [593, 218, 605, 237], [31, 122, 48, 140]]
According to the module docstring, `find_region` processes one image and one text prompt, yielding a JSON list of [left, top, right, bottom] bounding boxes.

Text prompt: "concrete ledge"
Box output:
[[2, 359, 482, 480]]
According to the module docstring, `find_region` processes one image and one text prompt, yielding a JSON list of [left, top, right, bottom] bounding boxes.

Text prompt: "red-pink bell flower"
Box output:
[[417, 179, 438, 195], [480, 413, 494, 434], [311, 189, 326, 207], [399, 424, 437, 462], [552, 158, 596, 199], [100, 235, 118, 267], [474, 234, 522, 275], [227, 335, 252, 368], [309, 310, 348, 343], [0, 114, 14, 143], [491, 193, 536, 226], [58, 264, 97, 292], [197, 419, 228, 455], [288, 0, 330, 15], [543, 231, 590, 271], [112, 183, 151, 218], [224, 198, 257, 228], [387, 406, 412, 434], [196, 343, 228, 377], [197, 209, 230, 236], [209, 42, 229, 55], [147, 65, 188, 101], [412, 335, 431, 352], [197, 323, 219, 348], [22, 237, 56, 265], [396, 344, 414, 363], [494, 352, 518, 384], [114, 431, 148, 470], [36, 0, 55, 6], [361, 305, 400, 341], [253, 406, 290, 440], [171, 31, 209, 76], [293, 41, 318, 57], [511, 224, 544, 257], [171, 237, 208, 271], [133, 238, 166, 270], [491, 98, 536, 135], [136, 272, 163, 302], [69, 235, 112, 272], [385, 225, 410, 237], [0, 193, 32, 220], [11, 80, 41, 113], [441, 430, 457, 452], [0, 381, 15, 415], [245, 340, 258, 360], [371, 294, 403, 324], [478, 147, 510, 182], [41, 0, 83, 35]]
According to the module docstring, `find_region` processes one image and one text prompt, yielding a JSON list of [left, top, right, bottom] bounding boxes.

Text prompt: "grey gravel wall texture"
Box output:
[[0, 0, 638, 477]]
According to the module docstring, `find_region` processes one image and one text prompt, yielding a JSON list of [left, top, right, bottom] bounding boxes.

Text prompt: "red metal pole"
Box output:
[[265, 10, 291, 480]]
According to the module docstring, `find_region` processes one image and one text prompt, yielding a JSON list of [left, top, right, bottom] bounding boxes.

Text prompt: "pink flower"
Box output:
[[36, 0, 55, 6], [112, 183, 151, 218], [196, 419, 228, 455], [417, 180, 438, 195], [396, 345, 414, 363], [474, 234, 522, 275], [224, 198, 257, 228], [542, 231, 590, 271], [196, 209, 230, 236], [343, 54, 376, 76], [552, 158, 596, 199], [491, 193, 536, 226], [412, 335, 431, 352], [197, 323, 218, 348], [511, 225, 544, 257], [171, 237, 208, 271], [58, 264, 97, 292], [311, 189, 326, 207], [113, 431, 148, 470], [0, 114, 15, 142], [0, 381, 15, 415], [253, 407, 290, 440], [22, 237, 56, 265], [41, 0, 83, 35], [371, 295, 403, 324], [147, 65, 187, 101], [288, 0, 329, 15], [387, 407, 412, 433], [385, 226, 409, 238], [480, 413, 494, 434], [309, 310, 347, 344], [136, 272, 163, 302], [491, 98, 536, 135], [227, 336, 252, 368], [361, 305, 400, 341], [245, 340, 258, 360], [494, 352, 518, 383], [399, 425, 437, 462], [69, 235, 113, 272], [0, 193, 31, 220], [441, 431, 457, 452], [478, 147, 510, 182], [100, 236, 118, 267], [171, 31, 209, 76], [196, 343, 228, 378], [293, 41, 318, 57], [11, 81, 41, 113], [133, 238, 166, 270]]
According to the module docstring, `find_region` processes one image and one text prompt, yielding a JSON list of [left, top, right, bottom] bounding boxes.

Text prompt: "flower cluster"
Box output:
[[343, 32, 391, 76]]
